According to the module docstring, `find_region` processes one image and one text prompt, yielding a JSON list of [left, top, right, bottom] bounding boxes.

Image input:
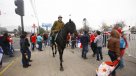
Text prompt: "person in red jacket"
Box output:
[[66, 33, 70, 47], [90, 32, 97, 57], [9, 34, 15, 52], [31, 33, 36, 51]]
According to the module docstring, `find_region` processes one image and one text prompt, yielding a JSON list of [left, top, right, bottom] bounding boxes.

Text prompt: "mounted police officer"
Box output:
[[50, 15, 64, 46]]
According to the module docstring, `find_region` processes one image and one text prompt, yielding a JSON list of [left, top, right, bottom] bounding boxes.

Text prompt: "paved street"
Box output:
[[0, 46, 136, 76]]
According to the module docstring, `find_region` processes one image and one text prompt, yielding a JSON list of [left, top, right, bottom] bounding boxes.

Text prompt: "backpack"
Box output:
[[120, 37, 126, 49]]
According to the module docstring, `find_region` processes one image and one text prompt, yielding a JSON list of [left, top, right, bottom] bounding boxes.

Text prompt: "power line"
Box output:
[[29, 0, 40, 33]]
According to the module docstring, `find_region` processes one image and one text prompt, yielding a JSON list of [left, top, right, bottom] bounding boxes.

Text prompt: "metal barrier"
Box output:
[[126, 34, 136, 58], [103, 34, 110, 47]]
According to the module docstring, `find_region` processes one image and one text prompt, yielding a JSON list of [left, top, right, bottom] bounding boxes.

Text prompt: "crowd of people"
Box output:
[[0, 16, 128, 76], [0, 33, 15, 68]]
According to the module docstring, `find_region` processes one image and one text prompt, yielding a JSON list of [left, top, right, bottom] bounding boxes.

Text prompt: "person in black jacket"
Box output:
[[20, 34, 31, 68], [24, 32, 32, 62], [80, 31, 90, 59]]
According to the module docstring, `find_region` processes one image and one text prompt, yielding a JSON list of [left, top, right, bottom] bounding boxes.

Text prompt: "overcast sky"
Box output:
[[0, 0, 136, 32]]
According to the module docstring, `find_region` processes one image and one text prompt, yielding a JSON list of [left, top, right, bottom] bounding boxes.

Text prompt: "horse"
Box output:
[[51, 39, 57, 57], [51, 19, 76, 71]]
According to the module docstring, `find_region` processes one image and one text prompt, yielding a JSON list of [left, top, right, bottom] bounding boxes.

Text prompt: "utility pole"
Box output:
[[21, 16, 24, 34]]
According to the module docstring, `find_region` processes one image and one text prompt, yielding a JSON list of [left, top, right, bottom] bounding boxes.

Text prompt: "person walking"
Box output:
[[80, 31, 90, 59], [119, 31, 128, 69], [43, 33, 48, 47], [94, 31, 103, 61], [107, 25, 121, 76], [9, 34, 15, 52], [71, 33, 76, 49], [31, 33, 37, 51], [90, 32, 97, 57], [37, 34, 43, 51], [66, 33, 70, 47]]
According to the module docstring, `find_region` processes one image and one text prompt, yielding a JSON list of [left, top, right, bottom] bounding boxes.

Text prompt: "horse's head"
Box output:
[[64, 19, 77, 34]]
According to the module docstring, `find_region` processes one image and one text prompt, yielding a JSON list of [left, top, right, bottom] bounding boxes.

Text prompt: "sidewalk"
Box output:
[[0, 46, 136, 76]]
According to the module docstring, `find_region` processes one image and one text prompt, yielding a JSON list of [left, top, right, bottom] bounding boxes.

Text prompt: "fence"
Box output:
[[126, 34, 136, 58]]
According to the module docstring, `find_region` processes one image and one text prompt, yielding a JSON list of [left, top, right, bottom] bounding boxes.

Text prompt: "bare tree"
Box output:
[[39, 26, 45, 34], [101, 22, 110, 31], [130, 26, 136, 34]]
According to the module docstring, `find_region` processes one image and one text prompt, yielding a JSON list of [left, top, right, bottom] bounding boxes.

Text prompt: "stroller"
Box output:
[[96, 60, 119, 76]]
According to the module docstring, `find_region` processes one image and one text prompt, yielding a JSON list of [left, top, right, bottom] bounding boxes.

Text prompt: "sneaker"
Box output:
[[29, 60, 33, 62], [27, 64, 31, 67], [39, 49, 43, 51], [84, 57, 88, 59], [23, 65, 28, 68], [96, 59, 100, 61], [9, 55, 14, 57]]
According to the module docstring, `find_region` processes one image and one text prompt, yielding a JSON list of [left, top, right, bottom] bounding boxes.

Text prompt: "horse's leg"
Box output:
[[61, 49, 64, 62], [58, 46, 64, 71], [55, 44, 57, 55], [52, 44, 55, 57]]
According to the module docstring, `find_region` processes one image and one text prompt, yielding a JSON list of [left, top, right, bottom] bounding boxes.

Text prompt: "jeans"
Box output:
[[47, 38, 50, 46], [37, 42, 42, 50], [20, 49, 29, 67], [26, 48, 31, 61], [71, 41, 76, 49], [21, 52, 29, 66], [119, 57, 125, 69], [108, 51, 119, 76], [96, 47, 103, 60], [44, 40, 48, 47], [7, 45, 13, 56], [31, 43, 35, 50], [10, 44, 15, 52], [91, 42, 96, 55], [82, 45, 88, 58]]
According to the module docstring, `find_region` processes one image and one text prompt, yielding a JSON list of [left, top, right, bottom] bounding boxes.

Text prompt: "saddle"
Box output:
[[50, 32, 58, 45]]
